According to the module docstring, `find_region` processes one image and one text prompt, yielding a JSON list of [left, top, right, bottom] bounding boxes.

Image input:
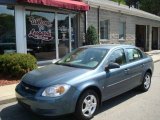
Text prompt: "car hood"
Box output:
[[22, 64, 90, 88]]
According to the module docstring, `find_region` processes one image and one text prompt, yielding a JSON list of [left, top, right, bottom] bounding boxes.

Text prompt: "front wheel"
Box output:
[[140, 72, 151, 92], [74, 90, 99, 120]]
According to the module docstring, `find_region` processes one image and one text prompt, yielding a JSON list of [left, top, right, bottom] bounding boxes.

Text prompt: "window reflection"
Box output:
[[0, 5, 16, 54], [58, 14, 69, 58], [26, 11, 56, 61], [119, 22, 126, 40], [58, 14, 78, 58], [100, 20, 109, 39], [109, 49, 126, 65]]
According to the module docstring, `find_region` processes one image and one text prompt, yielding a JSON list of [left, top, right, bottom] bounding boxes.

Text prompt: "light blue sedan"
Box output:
[[16, 44, 154, 120]]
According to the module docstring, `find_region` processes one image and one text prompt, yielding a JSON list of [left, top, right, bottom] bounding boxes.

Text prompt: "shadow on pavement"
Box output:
[[97, 89, 142, 114], [0, 103, 73, 120], [0, 89, 142, 120]]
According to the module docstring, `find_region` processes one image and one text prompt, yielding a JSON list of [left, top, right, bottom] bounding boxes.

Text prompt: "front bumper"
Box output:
[[15, 84, 80, 116]]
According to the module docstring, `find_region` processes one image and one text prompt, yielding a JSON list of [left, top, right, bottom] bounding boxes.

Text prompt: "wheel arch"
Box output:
[[146, 69, 152, 76], [75, 85, 102, 110], [140, 68, 153, 83]]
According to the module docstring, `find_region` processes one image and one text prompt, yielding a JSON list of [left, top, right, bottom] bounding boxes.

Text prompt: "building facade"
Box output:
[[0, 0, 160, 64], [82, 0, 160, 52], [0, 0, 89, 64]]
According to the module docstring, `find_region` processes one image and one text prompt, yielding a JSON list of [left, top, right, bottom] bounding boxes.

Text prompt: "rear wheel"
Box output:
[[140, 72, 151, 92], [74, 90, 99, 120]]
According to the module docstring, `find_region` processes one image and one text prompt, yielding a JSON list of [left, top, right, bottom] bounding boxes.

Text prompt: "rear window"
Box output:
[[126, 48, 143, 62]]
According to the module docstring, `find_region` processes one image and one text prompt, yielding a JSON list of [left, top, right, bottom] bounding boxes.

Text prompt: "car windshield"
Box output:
[[56, 47, 109, 69]]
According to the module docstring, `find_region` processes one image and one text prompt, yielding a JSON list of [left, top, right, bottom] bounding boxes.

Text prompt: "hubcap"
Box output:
[[82, 95, 97, 117], [144, 74, 151, 89]]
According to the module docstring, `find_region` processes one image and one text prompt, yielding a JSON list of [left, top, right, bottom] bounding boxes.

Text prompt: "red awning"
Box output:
[[17, 0, 90, 11]]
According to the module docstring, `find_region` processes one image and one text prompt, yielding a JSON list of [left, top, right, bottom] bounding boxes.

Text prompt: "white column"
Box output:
[[69, 14, 72, 52], [15, 6, 27, 54], [55, 13, 59, 59], [85, 11, 88, 33], [158, 27, 160, 50], [148, 25, 152, 51]]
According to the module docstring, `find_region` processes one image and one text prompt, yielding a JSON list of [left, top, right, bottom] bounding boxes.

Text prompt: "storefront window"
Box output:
[[0, 5, 15, 54], [26, 11, 56, 61]]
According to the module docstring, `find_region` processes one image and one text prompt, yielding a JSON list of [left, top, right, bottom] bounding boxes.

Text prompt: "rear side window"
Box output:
[[126, 48, 143, 62], [109, 49, 126, 65]]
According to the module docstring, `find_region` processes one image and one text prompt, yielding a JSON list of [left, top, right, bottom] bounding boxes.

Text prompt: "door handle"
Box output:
[[124, 69, 130, 72], [141, 64, 145, 67]]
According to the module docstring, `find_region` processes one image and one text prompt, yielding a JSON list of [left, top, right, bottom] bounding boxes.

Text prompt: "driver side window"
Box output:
[[109, 49, 126, 65]]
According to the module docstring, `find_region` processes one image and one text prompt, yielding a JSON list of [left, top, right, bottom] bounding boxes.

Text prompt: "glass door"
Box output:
[[25, 10, 78, 61], [57, 14, 69, 58]]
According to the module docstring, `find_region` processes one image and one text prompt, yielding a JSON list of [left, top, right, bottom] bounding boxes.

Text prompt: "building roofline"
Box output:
[[85, 0, 160, 22]]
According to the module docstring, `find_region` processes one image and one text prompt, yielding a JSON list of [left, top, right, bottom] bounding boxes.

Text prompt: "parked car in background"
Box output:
[[15, 44, 154, 120]]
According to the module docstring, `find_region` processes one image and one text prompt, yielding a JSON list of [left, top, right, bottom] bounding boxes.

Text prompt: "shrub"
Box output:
[[0, 53, 37, 78], [85, 26, 98, 45]]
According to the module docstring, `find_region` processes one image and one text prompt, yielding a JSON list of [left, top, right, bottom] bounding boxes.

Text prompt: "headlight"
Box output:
[[42, 84, 70, 97]]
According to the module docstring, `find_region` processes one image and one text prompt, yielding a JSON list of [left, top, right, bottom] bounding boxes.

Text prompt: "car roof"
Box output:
[[81, 44, 135, 50]]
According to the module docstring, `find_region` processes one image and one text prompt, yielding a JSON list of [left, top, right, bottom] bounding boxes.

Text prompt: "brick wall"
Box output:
[[85, 7, 160, 48], [87, 7, 98, 32], [79, 13, 85, 46]]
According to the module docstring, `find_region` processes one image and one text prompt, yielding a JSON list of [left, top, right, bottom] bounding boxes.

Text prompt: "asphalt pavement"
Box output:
[[0, 62, 160, 120]]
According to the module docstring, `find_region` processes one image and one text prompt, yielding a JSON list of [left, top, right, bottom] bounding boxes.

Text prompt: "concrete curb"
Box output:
[[0, 95, 16, 105], [0, 84, 17, 105], [154, 60, 160, 63], [0, 59, 160, 105]]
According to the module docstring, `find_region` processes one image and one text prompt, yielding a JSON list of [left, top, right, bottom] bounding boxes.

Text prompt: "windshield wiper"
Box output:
[[56, 63, 75, 67], [55, 63, 93, 69]]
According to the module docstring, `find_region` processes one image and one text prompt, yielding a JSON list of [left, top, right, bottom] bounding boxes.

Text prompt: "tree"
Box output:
[[125, 0, 140, 8], [85, 26, 98, 45], [139, 0, 160, 15], [111, 0, 160, 15]]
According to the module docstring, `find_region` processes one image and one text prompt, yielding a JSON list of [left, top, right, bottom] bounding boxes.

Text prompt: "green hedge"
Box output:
[[86, 26, 98, 45], [0, 53, 37, 78]]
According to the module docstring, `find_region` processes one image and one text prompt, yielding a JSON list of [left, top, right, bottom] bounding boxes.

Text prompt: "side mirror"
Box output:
[[105, 62, 120, 71]]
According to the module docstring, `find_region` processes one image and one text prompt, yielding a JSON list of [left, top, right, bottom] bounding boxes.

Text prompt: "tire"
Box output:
[[140, 72, 151, 92], [74, 90, 99, 120]]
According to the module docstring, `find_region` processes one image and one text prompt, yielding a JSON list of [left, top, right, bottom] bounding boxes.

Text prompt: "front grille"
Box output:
[[21, 81, 40, 95]]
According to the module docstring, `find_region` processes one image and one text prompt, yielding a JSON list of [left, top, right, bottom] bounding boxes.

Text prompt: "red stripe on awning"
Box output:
[[17, 0, 90, 11]]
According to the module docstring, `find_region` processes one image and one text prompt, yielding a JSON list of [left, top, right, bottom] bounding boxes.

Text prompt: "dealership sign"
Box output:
[[28, 16, 53, 41]]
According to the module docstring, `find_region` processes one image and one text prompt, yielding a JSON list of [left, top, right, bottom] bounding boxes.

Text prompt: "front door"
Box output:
[[103, 49, 130, 100]]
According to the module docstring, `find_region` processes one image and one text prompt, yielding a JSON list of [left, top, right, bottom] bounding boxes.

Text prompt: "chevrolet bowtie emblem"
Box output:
[[25, 87, 29, 90]]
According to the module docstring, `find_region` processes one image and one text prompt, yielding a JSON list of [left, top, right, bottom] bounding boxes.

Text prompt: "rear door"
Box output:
[[125, 48, 144, 88]]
